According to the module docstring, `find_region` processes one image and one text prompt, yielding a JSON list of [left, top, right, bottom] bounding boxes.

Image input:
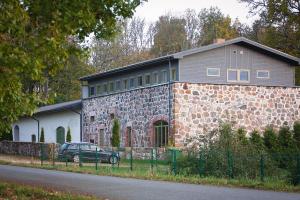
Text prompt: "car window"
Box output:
[[90, 145, 99, 151], [80, 144, 90, 150], [68, 144, 78, 150]]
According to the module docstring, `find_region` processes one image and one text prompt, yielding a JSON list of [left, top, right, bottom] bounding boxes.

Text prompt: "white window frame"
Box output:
[[207, 68, 220, 77], [227, 68, 250, 83], [256, 70, 270, 79]]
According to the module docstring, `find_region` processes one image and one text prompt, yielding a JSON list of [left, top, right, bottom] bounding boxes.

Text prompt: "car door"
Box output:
[[79, 144, 91, 162]]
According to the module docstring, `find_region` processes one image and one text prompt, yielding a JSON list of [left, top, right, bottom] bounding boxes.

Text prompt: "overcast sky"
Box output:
[[134, 0, 257, 25]]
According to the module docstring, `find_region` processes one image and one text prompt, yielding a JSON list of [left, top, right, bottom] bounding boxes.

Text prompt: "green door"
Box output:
[[56, 127, 65, 144]]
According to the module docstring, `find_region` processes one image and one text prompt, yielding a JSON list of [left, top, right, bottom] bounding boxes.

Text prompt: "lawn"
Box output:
[[0, 181, 100, 200]]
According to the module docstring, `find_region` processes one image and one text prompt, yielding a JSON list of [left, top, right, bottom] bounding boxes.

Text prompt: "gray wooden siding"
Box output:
[[179, 44, 295, 86]]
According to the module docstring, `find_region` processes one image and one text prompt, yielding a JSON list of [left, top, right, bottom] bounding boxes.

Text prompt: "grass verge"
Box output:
[[0, 181, 99, 200], [0, 160, 300, 193]]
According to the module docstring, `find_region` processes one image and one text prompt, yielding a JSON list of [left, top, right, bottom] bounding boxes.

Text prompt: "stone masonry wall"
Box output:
[[82, 84, 172, 147], [173, 82, 300, 147]]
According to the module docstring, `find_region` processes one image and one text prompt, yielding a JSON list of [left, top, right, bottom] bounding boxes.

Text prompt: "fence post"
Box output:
[[260, 154, 265, 182], [227, 150, 233, 179], [130, 147, 133, 171], [199, 150, 205, 177], [40, 143, 43, 166], [172, 150, 177, 175], [52, 143, 55, 167], [95, 147, 98, 170], [79, 145, 82, 167]]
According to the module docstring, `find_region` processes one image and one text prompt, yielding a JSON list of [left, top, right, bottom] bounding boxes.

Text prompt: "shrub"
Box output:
[[111, 119, 120, 147], [236, 127, 248, 145], [0, 129, 13, 141], [39, 128, 45, 143], [249, 130, 264, 151], [293, 121, 300, 149], [66, 127, 72, 142], [263, 126, 279, 153]]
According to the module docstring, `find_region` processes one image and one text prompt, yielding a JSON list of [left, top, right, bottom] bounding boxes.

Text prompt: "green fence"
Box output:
[[28, 144, 300, 185]]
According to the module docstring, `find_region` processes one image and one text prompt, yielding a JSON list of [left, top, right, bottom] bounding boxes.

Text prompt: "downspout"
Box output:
[[31, 116, 40, 142], [69, 109, 82, 142], [168, 58, 172, 146]]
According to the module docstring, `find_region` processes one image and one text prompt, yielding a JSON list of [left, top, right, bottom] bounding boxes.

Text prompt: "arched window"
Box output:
[[56, 127, 65, 144], [31, 134, 36, 143], [154, 121, 168, 147], [14, 125, 20, 142]]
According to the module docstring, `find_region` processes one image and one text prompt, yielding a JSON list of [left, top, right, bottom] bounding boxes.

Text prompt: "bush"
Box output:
[[40, 128, 45, 143], [111, 119, 120, 147], [66, 127, 72, 142], [249, 130, 264, 151], [293, 121, 300, 149], [263, 126, 279, 153], [0, 129, 13, 141]]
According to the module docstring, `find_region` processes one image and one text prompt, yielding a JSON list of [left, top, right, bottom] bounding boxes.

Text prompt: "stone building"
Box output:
[[80, 37, 300, 147]]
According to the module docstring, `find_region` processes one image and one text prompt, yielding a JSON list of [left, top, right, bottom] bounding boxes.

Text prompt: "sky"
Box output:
[[134, 0, 257, 25]]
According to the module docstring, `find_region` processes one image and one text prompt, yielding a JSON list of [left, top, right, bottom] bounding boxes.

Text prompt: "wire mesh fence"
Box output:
[[2, 142, 300, 185]]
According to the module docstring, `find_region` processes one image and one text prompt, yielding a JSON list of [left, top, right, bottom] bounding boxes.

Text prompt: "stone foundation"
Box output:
[[173, 82, 300, 146], [82, 84, 173, 147]]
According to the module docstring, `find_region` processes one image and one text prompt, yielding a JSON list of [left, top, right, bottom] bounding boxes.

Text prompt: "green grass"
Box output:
[[0, 181, 99, 200], [1, 159, 300, 193]]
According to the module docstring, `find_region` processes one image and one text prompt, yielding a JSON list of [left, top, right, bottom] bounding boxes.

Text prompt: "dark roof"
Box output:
[[36, 100, 81, 114], [81, 37, 300, 81]]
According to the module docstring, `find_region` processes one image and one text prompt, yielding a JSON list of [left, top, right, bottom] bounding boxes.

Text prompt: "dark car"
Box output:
[[58, 142, 120, 164]]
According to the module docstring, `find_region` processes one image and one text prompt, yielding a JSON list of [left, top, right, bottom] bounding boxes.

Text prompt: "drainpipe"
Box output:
[[168, 58, 172, 145], [69, 109, 82, 142], [31, 117, 40, 142]]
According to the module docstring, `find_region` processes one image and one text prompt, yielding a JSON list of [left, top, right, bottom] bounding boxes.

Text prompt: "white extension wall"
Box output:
[[12, 110, 81, 143]]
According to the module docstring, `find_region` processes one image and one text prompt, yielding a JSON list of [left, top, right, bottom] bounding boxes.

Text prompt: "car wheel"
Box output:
[[73, 155, 80, 163], [109, 156, 118, 164]]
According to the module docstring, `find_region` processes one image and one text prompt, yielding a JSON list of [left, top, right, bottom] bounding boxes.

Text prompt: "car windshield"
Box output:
[[60, 143, 68, 151]]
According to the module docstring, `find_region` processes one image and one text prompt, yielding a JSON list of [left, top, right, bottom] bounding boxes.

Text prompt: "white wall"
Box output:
[[12, 110, 81, 143]]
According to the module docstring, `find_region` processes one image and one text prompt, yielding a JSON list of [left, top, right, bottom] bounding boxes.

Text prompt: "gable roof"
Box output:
[[36, 100, 81, 114], [80, 37, 300, 81]]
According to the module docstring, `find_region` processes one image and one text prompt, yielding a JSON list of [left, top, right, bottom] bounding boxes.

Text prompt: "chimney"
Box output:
[[213, 38, 226, 44]]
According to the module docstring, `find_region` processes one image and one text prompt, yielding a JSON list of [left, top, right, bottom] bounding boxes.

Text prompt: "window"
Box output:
[[126, 127, 132, 147], [153, 72, 159, 84], [145, 74, 151, 85], [80, 144, 90, 150], [96, 85, 102, 95], [31, 134, 36, 143], [130, 78, 135, 88], [68, 144, 79, 150], [103, 83, 108, 93], [109, 82, 114, 92], [99, 129, 104, 146], [154, 121, 168, 147], [89, 86, 95, 96], [137, 75, 143, 87], [207, 68, 220, 77], [257, 70, 270, 79], [161, 70, 167, 83], [116, 80, 121, 91], [171, 68, 177, 81], [123, 79, 128, 90], [227, 69, 250, 82], [90, 116, 95, 122], [90, 139, 95, 144]]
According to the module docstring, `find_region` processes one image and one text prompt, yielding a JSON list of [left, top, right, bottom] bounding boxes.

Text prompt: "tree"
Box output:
[[197, 7, 239, 46], [240, 0, 300, 85], [0, 0, 143, 135], [151, 14, 189, 56], [111, 119, 120, 147], [66, 127, 72, 143], [40, 128, 45, 143], [293, 121, 300, 149], [0, 129, 13, 141]]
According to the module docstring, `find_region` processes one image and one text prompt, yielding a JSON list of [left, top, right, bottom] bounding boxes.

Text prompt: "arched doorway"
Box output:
[[154, 121, 168, 147], [56, 127, 65, 144], [14, 125, 20, 142]]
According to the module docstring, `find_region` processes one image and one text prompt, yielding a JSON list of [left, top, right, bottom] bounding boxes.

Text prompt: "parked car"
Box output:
[[58, 142, 120, 164]]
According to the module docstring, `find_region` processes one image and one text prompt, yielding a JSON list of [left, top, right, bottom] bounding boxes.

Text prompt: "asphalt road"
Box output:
[[0, 165, 300, 200]]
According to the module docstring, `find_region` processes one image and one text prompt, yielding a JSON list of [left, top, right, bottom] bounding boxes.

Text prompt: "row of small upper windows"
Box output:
[[89, 69, 177, 97], [207, 68, 270, 82]]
